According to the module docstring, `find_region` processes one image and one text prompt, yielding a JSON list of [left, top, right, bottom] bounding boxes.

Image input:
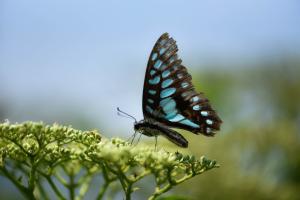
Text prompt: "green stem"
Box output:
[[28, 163, 36, 193], [69, 172, 76, 200], [0, 166, 36, 200], [55, 173, 68, 187], [97, 164, 111, 200], [125, 182, 133, 200], [76, 173, 93, 200], [108, 166, 132, 200], [45, 175, 67, 200], [97, 181, 110, 200], [36, 180, 50, 200], [149, 166, 209, 200], [148, 184, 172, 200]]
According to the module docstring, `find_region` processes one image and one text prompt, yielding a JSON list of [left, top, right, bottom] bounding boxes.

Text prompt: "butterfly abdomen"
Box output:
[[134, 121, 188, 148]]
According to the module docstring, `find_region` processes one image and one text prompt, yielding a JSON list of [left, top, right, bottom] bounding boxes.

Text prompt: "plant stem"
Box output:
[[69, 172, 76, 200], [97, 181, 110, 200], [36, 181, 50, 200], [0, 166, 36, 200], [148, 184, 172, 200], [125, 182, 133, 200], [45, 175, 67, 200], [77, 174, 93, 200]]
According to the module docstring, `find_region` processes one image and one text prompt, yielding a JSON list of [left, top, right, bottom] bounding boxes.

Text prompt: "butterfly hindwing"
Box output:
[[142, 33, 222, 136]]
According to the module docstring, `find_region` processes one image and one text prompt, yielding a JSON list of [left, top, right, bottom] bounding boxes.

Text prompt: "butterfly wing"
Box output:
[[142, 33, 222, 136]]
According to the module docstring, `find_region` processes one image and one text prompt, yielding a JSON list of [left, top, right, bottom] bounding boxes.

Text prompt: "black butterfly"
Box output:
[[120, 33, 222, 148]]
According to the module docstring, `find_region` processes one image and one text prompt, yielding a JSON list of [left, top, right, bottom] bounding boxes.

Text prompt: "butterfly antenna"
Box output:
[[117, 107, 137, 123]]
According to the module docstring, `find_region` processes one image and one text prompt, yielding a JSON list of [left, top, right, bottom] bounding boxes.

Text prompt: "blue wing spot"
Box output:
[[159, 48, 166, 55], [148, 90, 156, 95], [160, 88, 176, 98], [201, 111, 208, 116], [192, 96, 200, 102], [193, 105, 201, 111], [160, 98, 176, 113], [154, 60, 163, 69], [206, 127, 212, 133], [173, 65, 179, 71], [181, 82, 189, 88], [177, 73, 183, 79], [181, 91, 193, 98], [149, 75, 160, 85], [206, 119, 213, 125], [161, 64, 167, 70], [161, 79, 173, 88], [147, 99, 154, 104], [169, 114, 185, 122], [160, 39, 167, 46], [181, 92, 188, 97], [150, 70, 156, 76], [162, 70, 171, 78], [151, 53, 158, 61], [165, 110, 178, 120], [146, 105, 154, 113], [180, 119, 200, 128], [169, 55, 176, 63], [159, 97, 171, 105]]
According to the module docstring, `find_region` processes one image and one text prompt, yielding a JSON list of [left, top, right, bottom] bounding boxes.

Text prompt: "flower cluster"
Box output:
[[0, 121, 218, 200]]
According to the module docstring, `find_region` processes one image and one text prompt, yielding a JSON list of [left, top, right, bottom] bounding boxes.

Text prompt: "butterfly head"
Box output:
[[134, 120, 150, 136], [133, 120, 142, 132]]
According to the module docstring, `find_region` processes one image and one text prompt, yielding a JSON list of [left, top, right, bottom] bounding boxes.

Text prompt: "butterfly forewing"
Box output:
[[142, 33, 222, 136]]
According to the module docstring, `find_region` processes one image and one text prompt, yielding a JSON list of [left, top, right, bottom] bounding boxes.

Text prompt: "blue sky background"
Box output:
[[1, 0, 300, 137]]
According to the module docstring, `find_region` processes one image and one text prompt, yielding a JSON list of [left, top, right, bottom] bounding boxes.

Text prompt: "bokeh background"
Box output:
[[1, 0, 300, 199]]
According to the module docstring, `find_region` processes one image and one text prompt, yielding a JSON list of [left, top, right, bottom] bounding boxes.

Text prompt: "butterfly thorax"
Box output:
[[134, 120, 162, 137], [134, 119, 188, 148]]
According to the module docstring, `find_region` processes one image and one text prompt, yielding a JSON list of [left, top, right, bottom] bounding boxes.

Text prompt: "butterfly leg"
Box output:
[[136, 133, 143, 144], [127, 131, 137, 144], [130, 131, 137, 145]]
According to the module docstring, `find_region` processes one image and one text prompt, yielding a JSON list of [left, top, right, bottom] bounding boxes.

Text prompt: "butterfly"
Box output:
[[120, 33, 222, 148]]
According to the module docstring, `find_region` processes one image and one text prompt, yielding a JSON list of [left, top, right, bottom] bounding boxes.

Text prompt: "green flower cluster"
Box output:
[[0, 121, 218, 200]]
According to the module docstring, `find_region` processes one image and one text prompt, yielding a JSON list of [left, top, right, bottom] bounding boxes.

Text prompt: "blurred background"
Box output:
[[1, 0, 300, 199]]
